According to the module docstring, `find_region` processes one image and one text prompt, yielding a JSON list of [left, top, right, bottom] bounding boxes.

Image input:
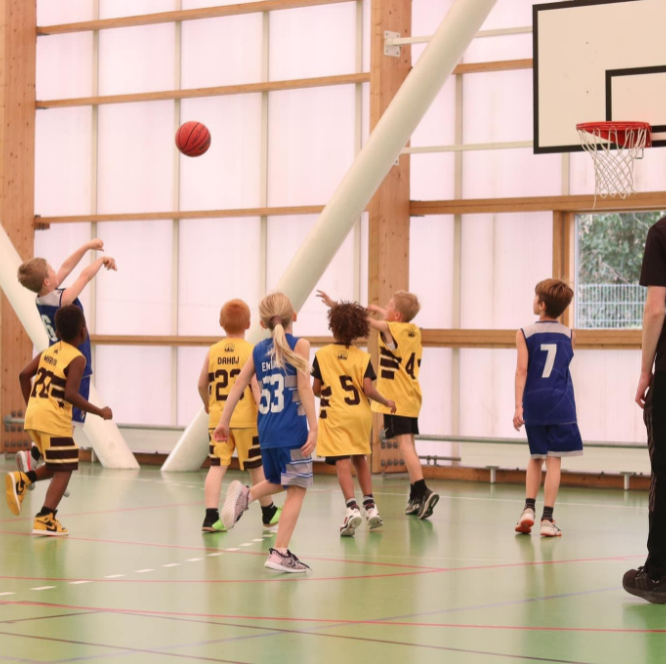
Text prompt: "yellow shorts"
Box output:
[[28, 430, 79, 472], [208, 428, 262, 470]]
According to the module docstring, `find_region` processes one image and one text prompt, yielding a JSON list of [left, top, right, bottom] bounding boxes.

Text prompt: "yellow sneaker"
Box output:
[[5, 471, 29, 516], [33, 512, 68, 537]]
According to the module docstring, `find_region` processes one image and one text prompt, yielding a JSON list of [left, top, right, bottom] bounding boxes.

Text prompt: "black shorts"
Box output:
[[325, 455, 351, 466], [384, 415, 419, 439]]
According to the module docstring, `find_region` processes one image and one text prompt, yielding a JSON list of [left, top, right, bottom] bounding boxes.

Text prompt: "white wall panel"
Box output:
[[410, 153, 456, 201], [360, 212, 369, 305], [178, 218, 262, 336], [463, 34, 532, 64], [362, 0, 371, 74], [480, 0, 561, 30], [99, 0, 177, 19], [182, 0, 256, 7], [177, 346, 207, 427], [412, 0, 454, 37], [411, 78, 456, 148], [37, 0, 93, 25], [418, 348, 453, 437], [37, 33, 93, 100]]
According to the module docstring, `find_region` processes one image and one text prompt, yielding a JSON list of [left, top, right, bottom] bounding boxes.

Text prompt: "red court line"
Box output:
[[0, 501, 203, 524]]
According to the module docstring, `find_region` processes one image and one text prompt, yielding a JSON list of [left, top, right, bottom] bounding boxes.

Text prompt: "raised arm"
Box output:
[[19, 354, 41, 405], [513, 330, 529, 431], [64, 357, 112, 419], [213, 356, 255, 441], [367, 303, 388, 319], [197, 352, 210, 413], [315, 290, 337, 308], [61, 256, 117, 306], [636, 286, 666, 408], [295, 338, 318, 456], [56, 239, 104, 285]]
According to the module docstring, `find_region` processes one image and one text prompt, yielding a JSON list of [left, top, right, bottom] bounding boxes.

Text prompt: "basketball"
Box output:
[[175, 121, 211, 157]]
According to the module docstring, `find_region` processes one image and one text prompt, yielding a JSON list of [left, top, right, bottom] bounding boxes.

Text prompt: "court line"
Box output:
[[0, 628, 245, 664], [0, 611, 98, 625], [0, 654, 41, 664]]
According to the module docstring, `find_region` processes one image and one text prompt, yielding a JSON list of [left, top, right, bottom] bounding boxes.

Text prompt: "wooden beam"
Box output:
[[368, 0, 412, 474], [37, 0, 355, 35], [410, 191, 666, 216], [90, 335, 339, 347], [36, 205, 326, 226], [36, 73, 370, 109], [0, 0, 36, 455], [452, 58, 532, 75]]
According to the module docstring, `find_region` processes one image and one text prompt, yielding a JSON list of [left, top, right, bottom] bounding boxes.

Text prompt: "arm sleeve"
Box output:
[[364, 359, 377, 381], [311, 355, 322, 380], [640, 227, 666, 287]]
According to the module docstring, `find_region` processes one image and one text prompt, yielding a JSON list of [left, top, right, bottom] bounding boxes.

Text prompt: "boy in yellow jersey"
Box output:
[[318, 289, 439, 520], [312, 302, 396, 537], [5, 305, 113, 536], [197, 299, 280, 532]]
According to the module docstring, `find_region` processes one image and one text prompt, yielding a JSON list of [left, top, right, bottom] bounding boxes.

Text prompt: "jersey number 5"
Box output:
[[540, 344, 557, 379], [339, 375, 361, 405]]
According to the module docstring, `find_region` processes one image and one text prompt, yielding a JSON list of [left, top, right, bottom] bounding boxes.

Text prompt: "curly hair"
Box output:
[[55, 305, 86, 343], [328, 301, 369, 346]]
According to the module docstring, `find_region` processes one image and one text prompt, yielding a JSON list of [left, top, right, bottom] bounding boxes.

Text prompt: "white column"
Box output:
[[163, 0, 499, 472], [0, 225, 139, 469]]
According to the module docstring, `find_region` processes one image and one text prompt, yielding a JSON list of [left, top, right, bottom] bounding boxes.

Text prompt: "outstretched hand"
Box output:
[[102, 257, 118, 271], [89, 239, 104, 252], [316, 290, 336, 308]]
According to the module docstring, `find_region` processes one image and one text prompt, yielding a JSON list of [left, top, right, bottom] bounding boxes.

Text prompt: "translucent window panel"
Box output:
[[179, 96, 262, 211], [480, 0, 562, 31], [182, 0, 256, 7], [362, 0, 370, 74], [462, 70, 532, 143], [35, 107, 92, 217], [95, 221, 173, 335], [95, 346, 173, 426], [569, 152, 594, 196], [37, 33, 93, 101], [178, 218, 262, 336], [412, 0, 455, 38], [361, 82, 370, 146], [99, 25, 176, 96], [460, 213, 552, 329], [99, 0, 177, 19], [571, 350, 645, 443], [418, 348, 453, 438], [462, 150, 562, 199], [360, 213, 369, 306], [181, 16, 263, 89], [410, 153, 455, 201], [97, 101, 175, 214], [265, 215, 356, 336], [459, 348, 516, 438], [411, 78, 456, 148], [177, 346, 208, 427], [268, 86, 356, 207], [269, 4, 357, 81], [37, 0, 94, 25], [410, 217, 454, 329], [33, 223, 93, 318], [462, 34, 532, 64]]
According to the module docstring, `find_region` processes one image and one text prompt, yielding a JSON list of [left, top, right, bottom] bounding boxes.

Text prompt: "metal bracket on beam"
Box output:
[[384, 31, 401, 58]]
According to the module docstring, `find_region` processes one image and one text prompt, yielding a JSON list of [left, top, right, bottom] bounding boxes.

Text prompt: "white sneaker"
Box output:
[[364, 505, 383, 530], [515, 508, 535, 534], [264, 548, 310, 573], [339, 507, 362, 537], [540, 519, 562, 537], [221, 480, 250, 530]]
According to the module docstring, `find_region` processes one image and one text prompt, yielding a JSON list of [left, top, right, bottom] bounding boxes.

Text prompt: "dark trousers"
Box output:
[[645, 373, 666, 579]]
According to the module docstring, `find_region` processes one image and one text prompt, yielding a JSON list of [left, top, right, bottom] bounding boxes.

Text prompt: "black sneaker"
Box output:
[[405, 497, 421, 515], [417, 489, 440, 520], [623, 566, 666, 604]]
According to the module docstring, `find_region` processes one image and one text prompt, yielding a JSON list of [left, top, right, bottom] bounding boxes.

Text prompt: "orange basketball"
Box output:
[[175, 121, 211, 157]]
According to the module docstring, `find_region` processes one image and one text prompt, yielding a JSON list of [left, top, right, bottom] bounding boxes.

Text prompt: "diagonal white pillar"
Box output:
[[0, 225, 139, 469], [163, 0, 499, 472]]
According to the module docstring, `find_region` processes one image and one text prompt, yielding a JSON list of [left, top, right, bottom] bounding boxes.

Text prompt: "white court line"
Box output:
[[252, 539, 264, 542], [30, 586, 56, 591], [239, 543, 253, 547], [0, 592, 15, 596], [104, 574, 125, 579], [186, 558, 202, 562], [207, 552, 223, 557], [69, 581, 91, 585], [162, 563, 180, 568], [135, 569, 154, 573], [225, 548, 240, 552]]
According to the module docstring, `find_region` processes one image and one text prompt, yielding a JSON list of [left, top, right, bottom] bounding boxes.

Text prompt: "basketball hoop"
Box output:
[[577, 121, 651, 202]]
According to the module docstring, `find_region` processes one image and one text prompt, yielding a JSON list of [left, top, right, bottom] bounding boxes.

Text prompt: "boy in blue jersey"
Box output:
[[513, 279, 581, 537], [215, 292, 317, 574], [16, 242, 117, 478]]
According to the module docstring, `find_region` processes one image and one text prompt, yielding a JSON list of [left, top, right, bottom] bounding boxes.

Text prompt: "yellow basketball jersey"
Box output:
[[24, 341, 83, 437], [314, 344, 373, 457], [372, 321, 423, 418], [207, 338, 257, 429]]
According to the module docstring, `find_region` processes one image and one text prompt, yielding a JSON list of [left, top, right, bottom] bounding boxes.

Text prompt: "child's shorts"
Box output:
[[384, 414, 419, 439], [208, 428, 262, 470], [72, 375, 91, 425], [28, 430, 79, 471], [262, 445, 313, 488], [525, 424, 583, 459]]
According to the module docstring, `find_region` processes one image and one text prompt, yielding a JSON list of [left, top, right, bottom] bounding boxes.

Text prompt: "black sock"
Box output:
[[542, 506, 554, 522], [413, 479, 427, 498], [205, 508, 219, 522], [261, 502, 277, 523], [525, 498, 536, 511], [30, 446, 41, 463], [37, 506, 55, 517], [409, 483, 416, 499], [362, 495, 375, 510], [26, 471, 37, 484], [346, 498, 359, 510]]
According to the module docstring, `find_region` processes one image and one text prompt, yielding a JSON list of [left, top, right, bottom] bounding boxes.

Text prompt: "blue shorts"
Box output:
[[262, 445, 313, 489], [525, 424, 583, 459], [72, 376, 91, 425]]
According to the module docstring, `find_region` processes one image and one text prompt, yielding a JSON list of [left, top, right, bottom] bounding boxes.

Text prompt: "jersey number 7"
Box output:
[[540, 344, 557, 379]]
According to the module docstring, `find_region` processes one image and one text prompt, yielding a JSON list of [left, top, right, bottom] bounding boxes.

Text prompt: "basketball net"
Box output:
[[577, 122, 651, 204]]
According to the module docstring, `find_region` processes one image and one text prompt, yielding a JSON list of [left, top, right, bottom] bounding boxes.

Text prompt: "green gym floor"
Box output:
[[0, 460, 663, 664]]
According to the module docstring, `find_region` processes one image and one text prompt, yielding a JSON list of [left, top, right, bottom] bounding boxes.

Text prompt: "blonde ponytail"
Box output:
[[259, 292, 310, 375]]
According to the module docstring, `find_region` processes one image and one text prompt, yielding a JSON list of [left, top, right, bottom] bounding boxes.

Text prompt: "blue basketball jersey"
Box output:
[[35, 290, 93, 378], [252, 334, 308, 449], [521, 321, 577, 426]]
